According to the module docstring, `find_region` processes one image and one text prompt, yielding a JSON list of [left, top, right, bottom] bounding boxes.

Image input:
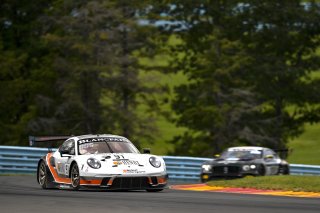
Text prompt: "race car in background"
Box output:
[[200, 146, 290, 182], [31, 134, 167, 191]]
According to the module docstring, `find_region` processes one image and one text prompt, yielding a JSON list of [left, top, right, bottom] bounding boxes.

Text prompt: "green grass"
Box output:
[[207, 176, 320, 192], [288, 123, 320, 165], [288, 67, 320, 164]]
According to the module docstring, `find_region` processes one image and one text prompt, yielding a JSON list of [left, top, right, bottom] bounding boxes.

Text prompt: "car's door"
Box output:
[[56, 139, 75, 176], [263, 149, 280, 175]]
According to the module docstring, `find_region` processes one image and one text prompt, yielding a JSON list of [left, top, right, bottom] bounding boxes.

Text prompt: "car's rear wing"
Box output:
[[29, 136, 72, 147]]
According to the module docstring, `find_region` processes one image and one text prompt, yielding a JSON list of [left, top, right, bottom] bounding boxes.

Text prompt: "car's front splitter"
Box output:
[[201, 171, 260, 182], [75, 174, 168, 190]]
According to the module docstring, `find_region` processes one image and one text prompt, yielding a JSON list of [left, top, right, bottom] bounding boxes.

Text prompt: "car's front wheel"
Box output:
[[70, 163, 80, 190], [37, 160, 49, 189], [279, 165, 290, 175]]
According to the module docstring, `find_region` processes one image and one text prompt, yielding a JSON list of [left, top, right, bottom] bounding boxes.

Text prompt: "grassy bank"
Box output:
[[207, 176, 320, 192], [288, 124, 320, 165]]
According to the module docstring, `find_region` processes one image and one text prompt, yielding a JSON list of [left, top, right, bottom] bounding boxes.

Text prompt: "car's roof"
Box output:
[[76, 134, 125, 139], [227, 146, 265, 151]]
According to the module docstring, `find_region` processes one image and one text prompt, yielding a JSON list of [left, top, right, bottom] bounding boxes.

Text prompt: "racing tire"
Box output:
[[258, 165, 266, 176], [279, 165, 290, 175], [146, 189, 163, 192], [70, 163, 81, 190], [38, 160, 51, 189]]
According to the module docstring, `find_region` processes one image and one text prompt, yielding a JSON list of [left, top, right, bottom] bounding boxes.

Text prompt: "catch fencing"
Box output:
[[0, 146, 320, 182]]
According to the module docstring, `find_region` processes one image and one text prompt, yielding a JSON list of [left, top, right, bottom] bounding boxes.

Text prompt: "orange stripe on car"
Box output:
[[46, 153, 102, 186], [46, 153, 71, 184], [80, 179, 102, 185]]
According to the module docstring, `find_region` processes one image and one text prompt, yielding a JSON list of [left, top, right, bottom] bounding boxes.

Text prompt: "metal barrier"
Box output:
[[0, 146, 320, 182], [290, 164, 320, 176], [0, 146, 50, 174], [163, 156, 211, 182]]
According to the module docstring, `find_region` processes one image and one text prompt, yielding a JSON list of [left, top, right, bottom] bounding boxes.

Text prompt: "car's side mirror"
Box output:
[[143, 148, 151, 154], [265, 155, 274, 159], [214, 154, 220, 158], [60, 150, 72, 157]]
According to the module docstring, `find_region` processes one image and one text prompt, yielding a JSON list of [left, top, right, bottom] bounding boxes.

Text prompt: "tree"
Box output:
[[153, 0, 320, 156], [38, 0, 162, 147], [0, 0, 55, 145], [0, 0, 164, 147], [236, 0, 320, 150]]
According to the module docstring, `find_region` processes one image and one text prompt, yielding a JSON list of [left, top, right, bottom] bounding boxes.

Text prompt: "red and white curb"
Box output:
[[170, 184, 320, 198]]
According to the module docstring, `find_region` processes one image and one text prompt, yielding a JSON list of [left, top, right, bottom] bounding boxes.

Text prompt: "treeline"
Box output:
[[1, 0, 320, 156]]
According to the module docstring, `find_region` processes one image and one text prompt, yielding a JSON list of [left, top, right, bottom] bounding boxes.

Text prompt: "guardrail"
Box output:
[[0, 146, 320, 182], [290, 164, 320, 176], [163, 156, 211, 182], [0, 146, 50, 174]]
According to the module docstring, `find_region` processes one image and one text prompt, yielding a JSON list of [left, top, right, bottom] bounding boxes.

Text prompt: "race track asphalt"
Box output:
[[0, 176, 319, 213]]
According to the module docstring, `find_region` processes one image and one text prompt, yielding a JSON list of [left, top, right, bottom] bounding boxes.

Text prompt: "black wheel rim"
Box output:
[[71, 165, 79, 188], [38, 163, 46, 185]]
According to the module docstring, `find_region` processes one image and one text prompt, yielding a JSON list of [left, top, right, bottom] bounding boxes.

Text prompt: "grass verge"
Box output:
[[207, 175, 320, 192], [288, 123, 320, 165]]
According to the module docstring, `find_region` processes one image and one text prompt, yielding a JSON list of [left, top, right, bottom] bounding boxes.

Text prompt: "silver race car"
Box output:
[[31, 134, 167, 191], [200, 146, 290, 182]]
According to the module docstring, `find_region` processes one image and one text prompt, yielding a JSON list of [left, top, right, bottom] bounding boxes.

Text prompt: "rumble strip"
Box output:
[[170, 184, 320, 198]]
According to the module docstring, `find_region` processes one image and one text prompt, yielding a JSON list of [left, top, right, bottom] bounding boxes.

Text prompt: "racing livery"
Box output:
[[32, 134, 167, 191], [200, 146, 290, 182]]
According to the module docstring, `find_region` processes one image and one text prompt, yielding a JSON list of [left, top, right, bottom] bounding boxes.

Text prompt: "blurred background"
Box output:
[[1, 0, 320, 164]]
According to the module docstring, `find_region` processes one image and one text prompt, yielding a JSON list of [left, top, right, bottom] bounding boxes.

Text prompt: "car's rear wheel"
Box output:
[[146, 189, 163, 192], [70, 163, 80, 190], [38, 161, 50, 189]]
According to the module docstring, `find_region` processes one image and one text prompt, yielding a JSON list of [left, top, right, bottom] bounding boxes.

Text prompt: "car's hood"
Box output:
[[85, 153, 157, 160], [76, 153, 165, 175], [205, 157, 260, 165]]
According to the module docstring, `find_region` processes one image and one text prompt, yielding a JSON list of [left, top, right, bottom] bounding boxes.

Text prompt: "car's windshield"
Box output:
[[78, 141, 140, 155], [220, 150, 262, 159]]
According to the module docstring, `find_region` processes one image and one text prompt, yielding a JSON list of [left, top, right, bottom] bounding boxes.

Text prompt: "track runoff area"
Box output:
[[171, 183, 320, 198]]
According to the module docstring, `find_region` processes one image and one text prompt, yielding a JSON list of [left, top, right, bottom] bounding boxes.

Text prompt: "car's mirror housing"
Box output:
[[143, 148, 151, 154], [265, 155, 274, 159], [60, 150, 72, 157]]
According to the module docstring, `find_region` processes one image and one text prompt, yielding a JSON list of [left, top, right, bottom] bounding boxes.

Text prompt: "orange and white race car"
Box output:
[[31, 134, 167, 191]]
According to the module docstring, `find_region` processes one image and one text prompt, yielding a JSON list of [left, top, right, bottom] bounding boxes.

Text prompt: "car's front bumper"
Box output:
[[200, 165, 260, 182], [79, 174, 168, 190]]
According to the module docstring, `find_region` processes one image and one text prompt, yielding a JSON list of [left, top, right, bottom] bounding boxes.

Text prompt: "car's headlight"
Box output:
[[250, 165, 256, 169], [87, 158, 101, 169], [202, 165, 212, 172], [242, 165, 250, 171], [149, 157, 161, 168]]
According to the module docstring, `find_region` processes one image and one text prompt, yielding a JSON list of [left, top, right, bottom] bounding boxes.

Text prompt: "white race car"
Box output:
[[31, 134, 167, 191]]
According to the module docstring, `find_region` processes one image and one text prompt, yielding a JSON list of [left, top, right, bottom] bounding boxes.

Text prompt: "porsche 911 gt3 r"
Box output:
[[32, 134, 167, 191], [200, 146, 290, 182]]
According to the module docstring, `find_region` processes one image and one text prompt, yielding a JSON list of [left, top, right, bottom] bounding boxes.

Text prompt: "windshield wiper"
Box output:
[[105, 142, 114, 153]]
